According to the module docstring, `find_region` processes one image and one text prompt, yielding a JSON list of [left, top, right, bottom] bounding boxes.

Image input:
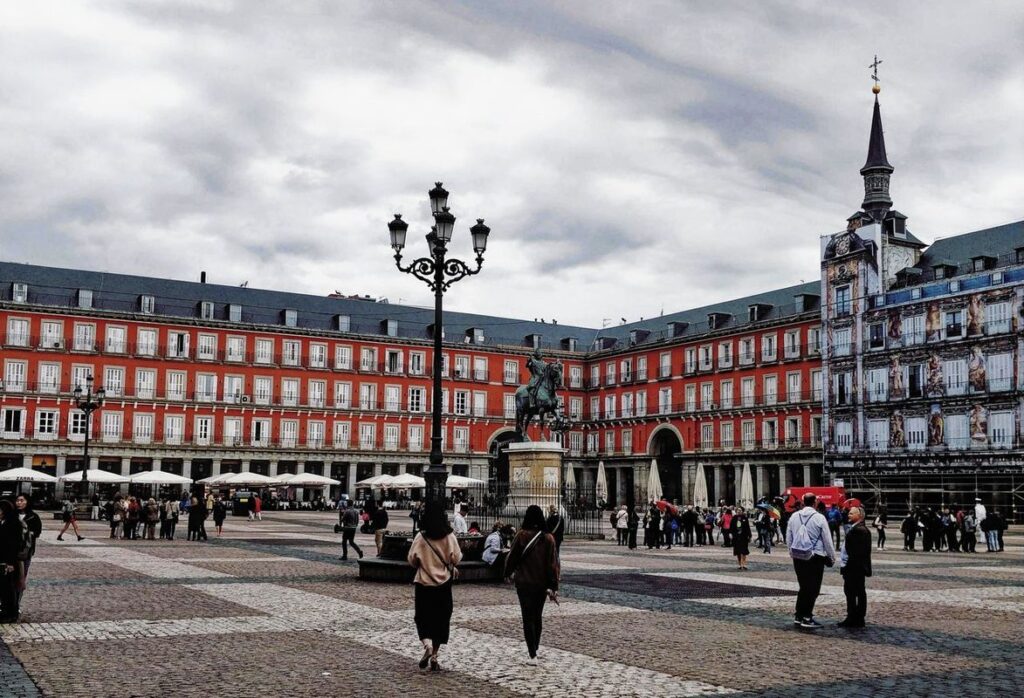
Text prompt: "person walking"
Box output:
[[253, 492, 263, 521], [730, 507, 751, 570], [144, 498, 160, 540], [626, 506, 639, 550], [985, 509, 1003, 552], [646, 504, 661, 550], [372, 505, 390, 555], [164, 496, 179, 540], [545, 505, 565, 558], [962, 511, 977, 553], [615, 505, 628, 546], [56, 497, 84, 542], [900, 512, 916, 551], [247, 493, 257, 522], [339, 505, 363, 561], [873, 508, 887, 550], [14, 495, 41, 608], [786, 493, 836, 629], [505, 505, 560, 663], [407, 505, 461, 672], [0, 499, 27, 623], [212, 496, 228, 537], [661, 508, 674, 551], [838, 506, 872, 628]]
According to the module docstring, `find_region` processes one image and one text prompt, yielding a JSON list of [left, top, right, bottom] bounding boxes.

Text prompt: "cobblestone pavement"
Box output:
[[2, 514, 1023, 697]]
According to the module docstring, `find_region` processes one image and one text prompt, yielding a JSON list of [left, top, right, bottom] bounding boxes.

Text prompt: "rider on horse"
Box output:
[[525, 347, 546, 409]]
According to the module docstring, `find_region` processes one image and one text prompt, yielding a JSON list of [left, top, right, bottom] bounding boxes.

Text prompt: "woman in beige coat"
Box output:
[[407, 505, 462, 671]]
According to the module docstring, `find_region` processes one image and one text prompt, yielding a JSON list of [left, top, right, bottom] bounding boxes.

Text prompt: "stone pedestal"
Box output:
[[505, 441, 564, 514]]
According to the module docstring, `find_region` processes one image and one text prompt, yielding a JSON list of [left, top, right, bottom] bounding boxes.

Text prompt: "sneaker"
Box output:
[[799, 618, 823, 629], [792, 617, 802, 626]]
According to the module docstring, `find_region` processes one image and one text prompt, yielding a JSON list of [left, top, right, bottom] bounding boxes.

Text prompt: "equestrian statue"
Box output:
[[514, 347, 565, 439]]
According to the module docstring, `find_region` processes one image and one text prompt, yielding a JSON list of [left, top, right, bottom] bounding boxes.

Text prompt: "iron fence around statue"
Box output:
[[452, 483, 608, 538]]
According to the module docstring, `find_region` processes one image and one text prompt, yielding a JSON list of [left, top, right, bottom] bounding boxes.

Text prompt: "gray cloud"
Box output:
[[1, 1, 1022, 326]]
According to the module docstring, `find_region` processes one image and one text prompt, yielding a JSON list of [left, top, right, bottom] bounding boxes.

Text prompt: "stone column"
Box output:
[[268, 460, 278, 477], [714, 465, 727, 507], [120, 457, 131, 494], [22, 454, 32, 468], [681, 463, 692, 505], [778, 464, 791, 493], [757, 464, 770, 500], [803, 464, 813, 488], [733, 463, 743, 505], [181, 459, 191, 480], [616, 467, 628, 506], [347, 463, 358, 499], [90, 457, 100, 469], [373, 462, 382, 478], [56, 454, 67, 499], [152, 458, 162, 472], [241, 459, 251, 472], [295, 461, 306, 502], [211, 459, 222, 478]]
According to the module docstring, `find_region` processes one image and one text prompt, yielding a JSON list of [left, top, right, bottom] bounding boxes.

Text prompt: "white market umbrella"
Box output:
[[0, 467, 58, 483], [197, 472, 237, 486], [692, 463, 709, 509], [595, 461, 608, 502], [564, 464, 576, 489], [283, 473, 341, 487], [274, 473, 296, 484], [739, 462, 755, 510], [389, 473, 427, 488], [444, 475, 484, 488], [221, 472, 279, 487], [354, 474, 394, 488], [647, 459, 663, 502], [59, 469, 129, 484], [130, 471, 193, 485]]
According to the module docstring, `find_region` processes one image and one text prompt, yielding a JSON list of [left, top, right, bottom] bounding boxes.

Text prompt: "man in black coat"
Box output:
[[838, 506, 872, 628]]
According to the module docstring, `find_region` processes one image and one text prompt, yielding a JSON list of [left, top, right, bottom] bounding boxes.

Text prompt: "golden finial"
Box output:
[[869, 55, 883, 94]]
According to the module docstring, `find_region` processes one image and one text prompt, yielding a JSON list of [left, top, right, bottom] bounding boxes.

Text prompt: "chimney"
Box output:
[[200, 271, 207, 284]]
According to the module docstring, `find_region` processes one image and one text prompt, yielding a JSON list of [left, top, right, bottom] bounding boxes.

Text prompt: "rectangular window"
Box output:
[[945, 358, 967, 396], [701, 423, 714, 450], [407, 425, 423, 452], [228, 304, 242, 322], [101, 412, 122, 442], [833, 327, 851, 356], [739, 338, 755, 364], [167, 331, 190, 359], [409, 352, 425, 376], [834, 286, 851, 316], [251, 418, 270, 446], [811, 416, 823, 446], [834, 372, 852, 405], [636, 357, 647, 381], [989, 411, 1013, 449], [700, 382, 714, 410], [383, 424, 400, 451], [586, 433, 599, 454], [473, 356, 488, 381], [569, 431, 583, 456], [944, 309, 964, 339], [35, 410, 58, 439], [164, 415, 184, 445], [604, 430, 615, 454], [254, 338, 273, 364], [742, 420, 756, 449], [360, 347, 378, 372], [906, 363, 925, 398], [281, 378, 299, 407], [38, 363, 60, 394], [762, 420, 778, 448], [986, 302, 1010, 334], [786, 372, 801, 403], [73, 323, 96, 351], [333, 381, 352, 409], [3, 361, 26, 392], [867, 419, 889, 452], [11, 283, 27, 303], [196, 373, 217, 402], [904, 314, 924, 346], [621, 392, 633, 418], [133, 328, 156, 357], [504, 360, 519, 384], [808, 328, 821, 355], [761, 333, 777, 361], [472, 391, 487, 417], [133, 413, 154, 444], [69, 411, 86, 439], [811, 370, 823, 401], [636, 390, 647, 417], [385, 349, 404, 374], [684, 385, 696, 412], [988, 352, 1012, 392], [719, 380, 733, 409], [785, 417, 800, 447], [308, 380, 326, 408], [104, 326, 126, 353], [359, 383, 377, 410], [77, 289, 93, 309], [454, 390, 470, 416], [280, 420, 299, 448], [604, 394, 616, 419], [720, 422, 734, 450], [868, 323, 885, 350], [784, 330, 801, 358], [4, 318, 28, 347], [223, 417, 242, 446], [309, 343, 327, 368], [359, 423, 376, 450], [569, 397, 583, 420], [282, 340, 301, 366], [226, 336, 246, 362], [455, 355, 470, 379], [453, 426, 469, 452], [604, 361, 616, 385], [590, 365, 600, 388], [718, 341, 733, 368], [384, 385, 401, 412], [741, 377, 755, 407], [223, 375, 243, 403], [254, 377, 272, 405], [945, 414, 968, 450], [194, 416, 213, 445], [101, 367, 124, 397], [135, 369, 156, 399], [334, 344, 353, 370], [698, 345, 712, 370], [41, 320, 63, 349], [835, 421, 853, 453], [333, 421, 351, 448], [658, 387, 672, 414], [867, 367, 887, 402], [763, 375, 778, 406], [505, 394, 517, 419], [197, 333, 216, 360], [906, 417, 926, 451], [71, 365, 92, 392], [408, 386, 426, 413]]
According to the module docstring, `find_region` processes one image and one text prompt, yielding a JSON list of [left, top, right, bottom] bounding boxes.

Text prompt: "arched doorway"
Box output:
[[488, 429, 519, 488], [650, 427, 683, 503]]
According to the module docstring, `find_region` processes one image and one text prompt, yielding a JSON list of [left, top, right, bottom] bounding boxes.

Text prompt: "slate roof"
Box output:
[[0, 260, 822, 355], [914, 220, 1024, 277]]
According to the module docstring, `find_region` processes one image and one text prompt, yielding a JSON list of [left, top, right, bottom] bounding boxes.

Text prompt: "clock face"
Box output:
[[836, 235, 851, 255]]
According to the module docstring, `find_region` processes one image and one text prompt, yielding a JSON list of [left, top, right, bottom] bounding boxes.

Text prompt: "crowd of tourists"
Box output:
[[898, 499, 1007, 553]]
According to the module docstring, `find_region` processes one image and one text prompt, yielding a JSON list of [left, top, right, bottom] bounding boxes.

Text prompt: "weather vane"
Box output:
[[869, 54, 883, 94]]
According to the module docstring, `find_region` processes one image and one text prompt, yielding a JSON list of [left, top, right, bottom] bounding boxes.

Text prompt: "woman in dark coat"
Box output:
[[730, 506, 752, 570], [0, 499, 26, 622], [504, 505, 559, 663]]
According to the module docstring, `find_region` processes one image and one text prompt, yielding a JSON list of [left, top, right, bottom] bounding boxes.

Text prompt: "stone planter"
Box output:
[[359, 531, 495, 583], [379, 531, 485, 562]]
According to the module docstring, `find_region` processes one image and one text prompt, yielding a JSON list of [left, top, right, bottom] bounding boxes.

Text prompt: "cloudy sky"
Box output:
[[2, 1, 1022, 327]]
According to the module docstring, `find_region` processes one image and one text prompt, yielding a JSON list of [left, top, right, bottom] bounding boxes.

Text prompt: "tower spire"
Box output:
[[860, 56, 893, 220]]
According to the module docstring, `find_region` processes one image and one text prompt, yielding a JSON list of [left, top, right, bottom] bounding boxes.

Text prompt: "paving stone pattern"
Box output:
[[2, 513, 1022, 697]]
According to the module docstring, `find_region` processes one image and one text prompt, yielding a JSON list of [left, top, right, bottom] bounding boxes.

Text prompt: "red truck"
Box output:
[[781, 486, 848, 513]]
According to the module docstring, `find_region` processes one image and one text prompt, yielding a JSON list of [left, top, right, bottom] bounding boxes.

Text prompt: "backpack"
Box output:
[[788, 510, 819, 561], [62, 500, 74, 515]]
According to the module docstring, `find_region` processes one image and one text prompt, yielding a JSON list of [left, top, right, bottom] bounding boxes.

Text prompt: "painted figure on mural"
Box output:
[[966, 294, 984, 337], [888, 310, 902, 345], [968, 346, 986, 392], [889, 355, 904, 398], [928, 405, 944, 447], [890, 411, 906, 449], [926, 353, 944, 397], [970, 404, 988, 444], [925, 302, 942, 342]]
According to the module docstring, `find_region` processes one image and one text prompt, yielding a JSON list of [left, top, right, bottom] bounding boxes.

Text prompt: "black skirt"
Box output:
[[414, 581, 453, 645], [733, 537, 750, 556]]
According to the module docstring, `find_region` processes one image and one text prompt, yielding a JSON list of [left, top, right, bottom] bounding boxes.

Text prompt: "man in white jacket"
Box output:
[[786, 493, 837, 629], [974, 498, 987, 528]]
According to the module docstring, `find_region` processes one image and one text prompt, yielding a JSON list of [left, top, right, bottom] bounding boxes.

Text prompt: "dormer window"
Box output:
[[335, 314, 351, 332], [629, 329, 650, 346], [707, 312, 731, 330], [668, 322, 688, 338], [561, 337, 578, 351], [139, 295, 155, 314], [381, 319, 398, 337], [428, 323, 445, 340], [199, 301, 215, 320], [466, 327, 485, 345], [77, 289, 93, 309], [747, 304, 772, 323], [282, 309, 297, 327], [525, 333, 541, 349], [228, 304, 242, 322], [971, 256, 995, 273], [11, 283, 27, 303]]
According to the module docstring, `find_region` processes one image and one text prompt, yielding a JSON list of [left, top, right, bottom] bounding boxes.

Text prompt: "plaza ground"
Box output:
[[2, 512, 1023, 697]]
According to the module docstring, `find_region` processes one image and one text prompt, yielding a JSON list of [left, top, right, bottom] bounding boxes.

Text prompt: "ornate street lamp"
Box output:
[[73, 374, 105, 491], [389, 182, 490, 521]]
